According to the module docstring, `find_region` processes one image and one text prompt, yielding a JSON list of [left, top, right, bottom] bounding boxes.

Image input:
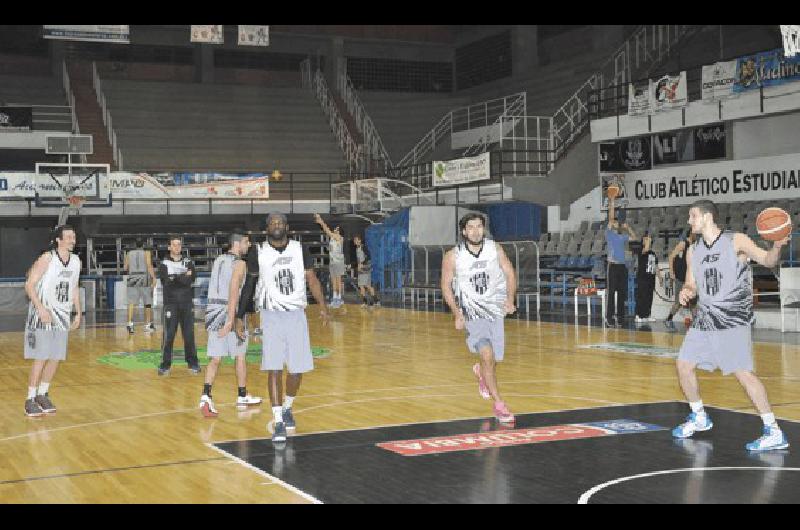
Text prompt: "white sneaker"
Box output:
[[199, 395, 218, 418], [746, 425, 790, 452], [635, 316, 643, 324], [236, 394, 263, 408], [672, 412, 713, 438], [144, 322, 155, 333]]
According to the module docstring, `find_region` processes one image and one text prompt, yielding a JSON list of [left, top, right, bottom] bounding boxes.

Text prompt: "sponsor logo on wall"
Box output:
[[599, 137, 652, 172], [702, 60, 737, 103], [733, 48, 800, 93]]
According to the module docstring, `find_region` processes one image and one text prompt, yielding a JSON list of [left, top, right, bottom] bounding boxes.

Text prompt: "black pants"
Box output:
[[635, 274, 655, 318], [606, 263, 628, 321], [160, 303, 198, 369]]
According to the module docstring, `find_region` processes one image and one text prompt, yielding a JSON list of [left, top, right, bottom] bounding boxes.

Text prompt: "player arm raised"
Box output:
[[496, 243, 516, 314], [440, 249, 464, 329], [219, 260, 246, 337], [733, 232, 790, 269], [25, 252, 53, 325], [313, 214, 341, 242]]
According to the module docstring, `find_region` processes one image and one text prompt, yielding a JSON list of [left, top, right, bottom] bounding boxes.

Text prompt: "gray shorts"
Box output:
[[329, 261, 345, 278], [678, 326, 753, 375], [207, 328, 248, 358], [127, 286, 153, 306], [24, 328, 69, 361], [464, 317, 505, 361], [260, 309, 313, 374], [358, 272, 371, 287]]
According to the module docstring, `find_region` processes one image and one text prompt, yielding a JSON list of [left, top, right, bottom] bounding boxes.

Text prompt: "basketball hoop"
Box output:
[[66, 195, 85, 209]]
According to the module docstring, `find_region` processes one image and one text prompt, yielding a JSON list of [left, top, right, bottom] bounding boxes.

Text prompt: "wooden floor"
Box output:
[[2, 306, 800, 503]]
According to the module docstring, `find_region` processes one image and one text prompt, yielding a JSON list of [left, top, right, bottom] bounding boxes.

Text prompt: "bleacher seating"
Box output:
[[0, 73, 72, 132], [357, 91, 469, 163], [100, 78, 347, 174]]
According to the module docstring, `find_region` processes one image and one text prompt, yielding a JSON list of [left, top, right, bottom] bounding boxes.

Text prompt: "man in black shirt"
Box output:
[[158, 235, 200, 375], [234, 232, 262, 341], [634, 232, 659, 323]]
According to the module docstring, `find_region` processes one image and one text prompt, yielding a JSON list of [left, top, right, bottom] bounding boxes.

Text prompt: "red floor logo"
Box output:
[[377, 420, 666, 456]]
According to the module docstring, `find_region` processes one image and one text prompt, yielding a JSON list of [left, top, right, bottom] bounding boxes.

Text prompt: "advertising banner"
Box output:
[[702, 60, 737, 102], [432, 152, 491, 187], [238, 25, 269, 46], [733, 48, 800, 93], [43, 25, 130, 44], [599, 137, 652, 172], [650, 71, 687, 112], [190, 25, 224, 44]]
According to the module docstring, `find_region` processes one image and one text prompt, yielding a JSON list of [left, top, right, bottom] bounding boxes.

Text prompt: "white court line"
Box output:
[[577, 467, 800, 504], [205, 443, 322, 504]]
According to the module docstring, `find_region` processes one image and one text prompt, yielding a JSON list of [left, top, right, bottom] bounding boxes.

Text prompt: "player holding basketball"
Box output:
[[441, 213, 517, 424], [199, 230, 262, 417], [672, 200, 790, 451], [23, 225, 81, 416]]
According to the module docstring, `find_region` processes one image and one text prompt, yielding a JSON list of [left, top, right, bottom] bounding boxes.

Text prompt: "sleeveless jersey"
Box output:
[[453, 240, 507, 321], [329, 237, 344, 264], [256, 240, 307, 311], [205, 253, 242, 331], [127, 249, 149, 287], [356, 246, 370, 272], [690, 231, 753, 331], [26, 250, 82, 331]]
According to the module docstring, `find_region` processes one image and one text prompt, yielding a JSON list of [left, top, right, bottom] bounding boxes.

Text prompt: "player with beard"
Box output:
[[441, 213, 517, 424], [256, 213, 329, 443]]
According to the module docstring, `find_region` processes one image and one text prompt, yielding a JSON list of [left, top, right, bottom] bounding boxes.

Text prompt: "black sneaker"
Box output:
[[144, 323, 155, 333], [126, 324, 134, 335], [25, 398, 45, 417], [283, 408, 296, 431], [157, 367, 170, 376], [604, 318, 615, 327], [34, 393, 56, 413], [272, 421, 287, 443]]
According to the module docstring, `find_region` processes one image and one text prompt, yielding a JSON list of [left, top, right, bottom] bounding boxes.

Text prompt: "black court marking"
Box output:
[[215, 402, 800, 503], [0, 457, 226, 486]]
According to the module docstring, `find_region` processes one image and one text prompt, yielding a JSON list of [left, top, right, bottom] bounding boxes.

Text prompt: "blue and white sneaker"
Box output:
[[746, 425, 789, 452], [672, 412, 713, 438], [283, 408, 296, 431], [272, 421, 287, 443]]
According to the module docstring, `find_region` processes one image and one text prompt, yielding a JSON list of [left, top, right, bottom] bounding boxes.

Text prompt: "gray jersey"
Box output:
[[356, 246, 370, 272], [127, 249, 149, 287], [205, 253, 242, 331], [329, 237, 344, 264], [690, 231, 753, 331]]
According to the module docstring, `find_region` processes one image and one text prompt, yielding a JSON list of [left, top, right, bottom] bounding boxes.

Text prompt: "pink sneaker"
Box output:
[[472, 363, 491, 400], [493, 401, 515, 424]]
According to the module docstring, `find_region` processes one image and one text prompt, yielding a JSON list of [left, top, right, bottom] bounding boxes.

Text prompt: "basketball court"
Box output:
[[2, 24, 800, 504], [2, 307, 800, 503]]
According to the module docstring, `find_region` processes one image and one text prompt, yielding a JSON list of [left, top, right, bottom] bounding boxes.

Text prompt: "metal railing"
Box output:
[[301, 60, 362, 174], [338, 72, 394, 174], [461, 92, 528, 157], [92, 61, 122, 169], [395, 92, 528, 173]]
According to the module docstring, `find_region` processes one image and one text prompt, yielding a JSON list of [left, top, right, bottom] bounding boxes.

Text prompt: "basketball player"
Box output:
[[353, 235, 379, 307], [314, 213, 345, 308], [158, 236, 200, 376], [199, 230, 262, 417], [124, 238, 156, 334], [672, 200, 790, 451], [23, 225, 81, 416], [441, 213, 517, 424], [665, 231, 697, 329], [234, 230, 262, 341], [257, 213, 329, 443]]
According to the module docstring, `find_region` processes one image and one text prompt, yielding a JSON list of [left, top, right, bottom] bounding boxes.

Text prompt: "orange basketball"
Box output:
[[756, 207, 792, 241], [607, 184, 620, 199]]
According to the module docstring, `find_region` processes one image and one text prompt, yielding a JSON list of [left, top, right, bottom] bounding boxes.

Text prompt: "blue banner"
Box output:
[[733, 48, 800, 93]]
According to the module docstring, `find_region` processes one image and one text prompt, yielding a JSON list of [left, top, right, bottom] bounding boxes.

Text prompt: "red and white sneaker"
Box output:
[[472, 363, 491, 400], [236, 394, 263, 408], [199, 395, 218, 418], [493, 401, 515, 424]]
